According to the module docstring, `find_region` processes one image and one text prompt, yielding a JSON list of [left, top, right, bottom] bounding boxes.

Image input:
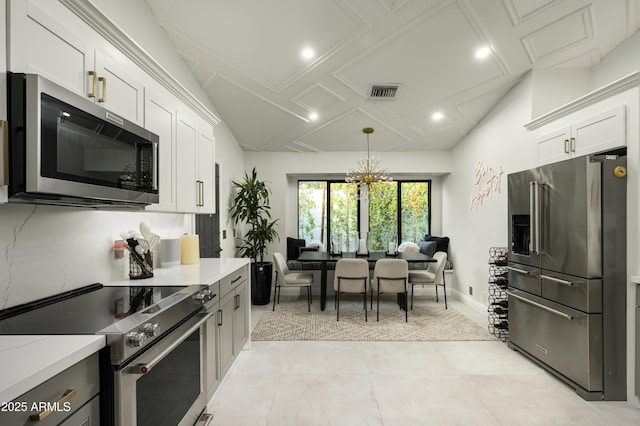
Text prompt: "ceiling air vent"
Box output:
[[368, 84, 400, 101]]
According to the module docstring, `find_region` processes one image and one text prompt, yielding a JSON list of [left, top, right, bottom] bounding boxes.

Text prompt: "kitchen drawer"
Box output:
[[506, 263, 540, 295], [60, 395, 99, 426], [508, 290, 602, 391], [220, 267, 247, 297], [0, 353, 99, 425], [540, 270, 602, 313]]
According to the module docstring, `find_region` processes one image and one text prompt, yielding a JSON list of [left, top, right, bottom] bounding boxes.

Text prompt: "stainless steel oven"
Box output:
[[0, 284, 216, 425], [114, 311, 213, 426]]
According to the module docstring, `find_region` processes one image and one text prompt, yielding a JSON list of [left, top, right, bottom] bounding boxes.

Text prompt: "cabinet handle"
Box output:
[[200, 180, 205, 207], [29, 389, 77, 421], [230, 275, 242, 284], [98, 76, 107, 102], [570, 137, 575, 152], [234, 294, 239, 310], [217, 309, 223, 326], [563, 139, 569, 154], [88, 71, 97, 98]]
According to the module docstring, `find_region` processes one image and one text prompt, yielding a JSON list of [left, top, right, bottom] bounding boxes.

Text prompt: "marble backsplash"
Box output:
[[0, 203, 188, 310]]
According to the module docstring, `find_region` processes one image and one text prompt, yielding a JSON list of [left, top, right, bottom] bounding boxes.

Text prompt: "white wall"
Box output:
[[244, 150, 452, 258], [442, 73, 537, 305]]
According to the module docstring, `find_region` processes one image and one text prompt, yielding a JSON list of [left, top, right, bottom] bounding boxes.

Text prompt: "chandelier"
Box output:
[[346, 127, 392, 200]]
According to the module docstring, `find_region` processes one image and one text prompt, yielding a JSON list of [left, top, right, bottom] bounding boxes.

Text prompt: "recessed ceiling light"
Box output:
[[302, 48, 314, 59], [475, 46, 492, 59], [432, 112, 444, 121], [309, 112, 318, 121]]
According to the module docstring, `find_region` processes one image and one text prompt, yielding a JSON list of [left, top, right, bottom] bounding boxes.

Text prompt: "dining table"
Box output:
[[296, 251, 437, 310]]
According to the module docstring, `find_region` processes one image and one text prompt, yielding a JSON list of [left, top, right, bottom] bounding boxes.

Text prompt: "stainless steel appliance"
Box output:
[[0, 284, 216, 425], [6, 73, 159, 207], [507, 153, 627, 401]]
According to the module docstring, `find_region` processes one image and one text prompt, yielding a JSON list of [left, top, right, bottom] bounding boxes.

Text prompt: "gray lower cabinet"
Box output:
[[217, 266, 250, 379], [206, 265, 250, 396], [0, 352, 100, 425]]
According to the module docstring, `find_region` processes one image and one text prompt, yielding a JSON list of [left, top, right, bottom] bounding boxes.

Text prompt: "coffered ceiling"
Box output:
[[144, 0, 638, 152]]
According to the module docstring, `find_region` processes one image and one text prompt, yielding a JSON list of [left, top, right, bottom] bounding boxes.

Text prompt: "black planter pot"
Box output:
[[250, 262, 273, 305]]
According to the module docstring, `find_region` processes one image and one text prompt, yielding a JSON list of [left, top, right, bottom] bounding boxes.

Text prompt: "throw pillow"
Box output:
[[424, 235, 450, 253], [286, 237, 306, 260], [419, 241, 437, 257]]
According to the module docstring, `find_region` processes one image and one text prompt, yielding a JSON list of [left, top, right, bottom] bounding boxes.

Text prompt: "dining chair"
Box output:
[[334, 258, 370, 321], [372, 259, 409, 322], [408, 251, 448, 309], [272, 252, 314, 312]]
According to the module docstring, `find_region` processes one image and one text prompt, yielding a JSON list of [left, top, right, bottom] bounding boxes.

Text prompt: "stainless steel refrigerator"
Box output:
[[507, 153, 627, 401]]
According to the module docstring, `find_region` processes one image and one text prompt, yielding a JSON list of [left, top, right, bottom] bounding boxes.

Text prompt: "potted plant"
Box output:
[[230, 167, 279, 305]]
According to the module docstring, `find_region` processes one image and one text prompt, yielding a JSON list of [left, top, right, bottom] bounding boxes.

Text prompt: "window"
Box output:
[[298, 180, 430, 251], [298, 181, 327, 246]]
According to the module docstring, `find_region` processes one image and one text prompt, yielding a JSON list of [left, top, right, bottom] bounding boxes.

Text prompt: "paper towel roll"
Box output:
[[159, 238, 180, 267], [180, 235, 200, 265]]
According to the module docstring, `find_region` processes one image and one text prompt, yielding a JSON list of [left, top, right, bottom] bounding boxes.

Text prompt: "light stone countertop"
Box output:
[[0, 258, 250, 404], [0, 335, 105, 404], [107, 257, 250, 287]]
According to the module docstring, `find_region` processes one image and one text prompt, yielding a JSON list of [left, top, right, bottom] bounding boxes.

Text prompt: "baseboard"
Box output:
[[450, 289, 487, 316]]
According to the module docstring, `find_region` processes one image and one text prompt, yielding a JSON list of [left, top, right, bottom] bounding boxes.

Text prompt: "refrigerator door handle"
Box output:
[[540, 274, 575, 287], [530, 182, 541, 254], [508, 291, 575, 320], [506, 266, 530, 275]]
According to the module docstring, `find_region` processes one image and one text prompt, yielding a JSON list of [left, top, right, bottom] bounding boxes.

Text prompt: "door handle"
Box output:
[[529, 182, 542, 254], [88, 70, 97, 98], [98, 76, 107, 102], [152, 142, 159, 191]]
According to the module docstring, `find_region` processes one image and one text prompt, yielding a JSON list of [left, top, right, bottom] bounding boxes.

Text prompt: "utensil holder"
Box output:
[[129, 250, 154, 279]]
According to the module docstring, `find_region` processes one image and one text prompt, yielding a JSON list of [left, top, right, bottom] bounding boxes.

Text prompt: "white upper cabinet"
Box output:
[[144, 88, 177, 212], [5, 0, 218, 212], [176, 109, 216, 214], [8, 0, 144, 125], [536, 106, 626, 165]]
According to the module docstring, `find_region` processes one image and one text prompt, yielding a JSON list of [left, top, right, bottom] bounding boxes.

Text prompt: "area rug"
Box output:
[[252, 296, 496, 342]]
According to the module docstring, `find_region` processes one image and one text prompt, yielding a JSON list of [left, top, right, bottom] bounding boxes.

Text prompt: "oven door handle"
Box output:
[[129, 312, 212, 375]]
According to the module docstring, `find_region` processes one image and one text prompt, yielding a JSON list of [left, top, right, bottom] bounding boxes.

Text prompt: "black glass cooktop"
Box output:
[[0, 284, 186, 334]]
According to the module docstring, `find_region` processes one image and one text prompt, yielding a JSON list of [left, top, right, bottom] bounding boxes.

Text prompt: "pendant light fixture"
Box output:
[[345, 127, 392, 200]]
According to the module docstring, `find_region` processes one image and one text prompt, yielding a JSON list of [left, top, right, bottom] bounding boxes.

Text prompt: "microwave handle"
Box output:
[[152, 142, 158, 191]]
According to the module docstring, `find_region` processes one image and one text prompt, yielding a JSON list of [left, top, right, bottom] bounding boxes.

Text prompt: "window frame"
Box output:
[[297, 179, 430, 249]]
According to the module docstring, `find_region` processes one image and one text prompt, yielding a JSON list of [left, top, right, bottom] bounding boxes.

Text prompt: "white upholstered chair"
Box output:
[[334, 258, 370, 321], [273, 252, 314, 312], [408, 251, 448, 309], [372, 259, 409, 321]]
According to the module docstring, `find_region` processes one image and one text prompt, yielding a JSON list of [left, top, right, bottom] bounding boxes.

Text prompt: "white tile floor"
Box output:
[[208, 299, 640, 425]]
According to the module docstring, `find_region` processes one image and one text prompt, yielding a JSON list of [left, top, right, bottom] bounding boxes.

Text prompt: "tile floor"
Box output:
[[207, 299, 640, 425]]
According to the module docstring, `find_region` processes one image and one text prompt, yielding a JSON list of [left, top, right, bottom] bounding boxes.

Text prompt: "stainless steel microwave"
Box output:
[[6, 73, 159, 208]]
